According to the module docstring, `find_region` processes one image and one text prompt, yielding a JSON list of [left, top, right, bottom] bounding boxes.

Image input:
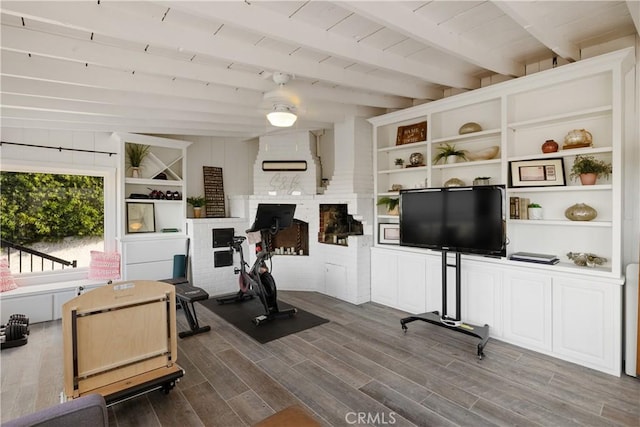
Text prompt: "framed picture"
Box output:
[[379, 223, 400, 245], [126, 202, 156, 233], [396, 121, 427, 146], [509, 158, 565, 187]]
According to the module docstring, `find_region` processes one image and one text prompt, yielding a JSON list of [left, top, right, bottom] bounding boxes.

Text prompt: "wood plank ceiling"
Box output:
[[1, 1, 638, 140]]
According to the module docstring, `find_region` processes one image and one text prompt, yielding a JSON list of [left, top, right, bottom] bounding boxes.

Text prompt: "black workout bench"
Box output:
[[160, 278, 211, 338]]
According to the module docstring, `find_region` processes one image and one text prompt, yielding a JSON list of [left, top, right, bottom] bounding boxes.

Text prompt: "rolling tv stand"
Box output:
[[400, 251, 490, 359]]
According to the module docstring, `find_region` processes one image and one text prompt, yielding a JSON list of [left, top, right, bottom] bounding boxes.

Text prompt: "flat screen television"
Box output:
[[399, 185, 506, 257]]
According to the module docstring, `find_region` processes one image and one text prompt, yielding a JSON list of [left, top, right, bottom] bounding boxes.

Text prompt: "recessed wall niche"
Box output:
[[262, 219, 309, 256], [318, 204, 364, 246]]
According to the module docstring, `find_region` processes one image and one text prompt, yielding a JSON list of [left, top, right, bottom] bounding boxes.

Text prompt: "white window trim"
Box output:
[[1, 160, 117, 287]]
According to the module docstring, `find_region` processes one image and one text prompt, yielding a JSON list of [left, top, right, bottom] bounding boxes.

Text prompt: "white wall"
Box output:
[[162, 135, 258, 217]]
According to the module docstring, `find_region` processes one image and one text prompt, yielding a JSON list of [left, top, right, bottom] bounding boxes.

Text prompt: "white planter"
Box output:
[[529, 207, 543, 220], [446, 155, 458, 164]]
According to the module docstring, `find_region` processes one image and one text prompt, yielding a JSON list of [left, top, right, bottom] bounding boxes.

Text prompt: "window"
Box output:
[[0, 161, 116, 283]]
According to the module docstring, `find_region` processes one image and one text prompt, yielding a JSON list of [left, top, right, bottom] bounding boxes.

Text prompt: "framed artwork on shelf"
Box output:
[[126, 202, 156, 233], [509, 158, 565, 187], [379, 223, 400, 245], [396, 121, 427, 146]]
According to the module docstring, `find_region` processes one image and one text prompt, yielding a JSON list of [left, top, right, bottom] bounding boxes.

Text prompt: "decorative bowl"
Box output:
[[465, 146, 500, 161], [458, 122, 482, 135], [444, 178, 465, 187]]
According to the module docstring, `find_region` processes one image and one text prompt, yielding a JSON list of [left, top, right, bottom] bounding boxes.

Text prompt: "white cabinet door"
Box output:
[[324, 263, 347, 301], [425, 256, 442, 313], [553, 278, 621, 375], [503, 270, 552, 351], [461, 261, 503, 337], [370, 248, 398, 307], [397, 253, 427, 314]]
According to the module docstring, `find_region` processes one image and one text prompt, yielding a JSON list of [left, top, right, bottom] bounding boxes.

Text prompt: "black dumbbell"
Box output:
[[9, 314, 29, 325], [0, 323, 28, 341]]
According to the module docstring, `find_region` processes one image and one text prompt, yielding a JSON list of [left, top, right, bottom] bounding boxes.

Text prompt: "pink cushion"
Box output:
[[88, 251, 121, 280], [0, 258, 18, 292]]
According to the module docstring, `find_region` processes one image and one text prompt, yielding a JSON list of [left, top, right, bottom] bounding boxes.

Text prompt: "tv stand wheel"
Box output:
[[477, 345, 485, 360]]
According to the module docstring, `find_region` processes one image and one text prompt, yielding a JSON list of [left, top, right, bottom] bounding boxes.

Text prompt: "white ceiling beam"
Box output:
[[166, 0, 475, 90], [0, 117, 264, 138], [1, 25, 272, 92], [0, 38, 410, 111], [340, 1, 525, 77], [0, 51, 263, 108], [627, 0, 640, 36], [493, 1, 581, 61], [0, 107, 269, 133], [1, 1, 439, 100], [0, 94, 268, 128], [1, 76, 262, 118]]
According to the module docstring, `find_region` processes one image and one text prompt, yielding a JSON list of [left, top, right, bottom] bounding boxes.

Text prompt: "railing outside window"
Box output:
[[1, 239, 77, 273]]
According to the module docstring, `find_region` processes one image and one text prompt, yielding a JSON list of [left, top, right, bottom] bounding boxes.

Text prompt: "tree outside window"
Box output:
[[0, 171, 105, 274]]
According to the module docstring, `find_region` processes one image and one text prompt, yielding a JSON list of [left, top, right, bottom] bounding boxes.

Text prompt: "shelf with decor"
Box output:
[[114, 132, 191, 240], [368, 49, 633, 376], [369, 48, 631, 280]]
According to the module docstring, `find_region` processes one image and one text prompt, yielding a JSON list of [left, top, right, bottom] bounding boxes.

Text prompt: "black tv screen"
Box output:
[[399, 185, 505, 257]]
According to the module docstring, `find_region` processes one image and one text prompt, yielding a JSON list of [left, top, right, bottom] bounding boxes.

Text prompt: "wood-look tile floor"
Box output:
[[1, 291, 639, 426]]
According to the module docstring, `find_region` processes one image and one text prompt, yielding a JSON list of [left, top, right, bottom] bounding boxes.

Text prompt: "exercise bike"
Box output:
[[216, 204, 297, 326]]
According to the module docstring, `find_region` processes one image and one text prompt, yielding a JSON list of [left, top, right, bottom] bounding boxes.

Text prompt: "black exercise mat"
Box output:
[[199, 296, 329, 344]]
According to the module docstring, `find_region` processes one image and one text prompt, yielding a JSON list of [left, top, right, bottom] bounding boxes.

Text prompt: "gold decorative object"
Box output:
[[465, 146, 500, 161], [458, 122, 482, 134], [444, 178, 465, 187], [563, 129, 593, 149], [409, 152, 424, 166], [564, 203, 597, 221], [567, 252, 606, 267]]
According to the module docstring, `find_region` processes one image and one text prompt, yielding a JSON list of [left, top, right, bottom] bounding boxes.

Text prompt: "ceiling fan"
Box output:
[[263, 72, 301, 127]]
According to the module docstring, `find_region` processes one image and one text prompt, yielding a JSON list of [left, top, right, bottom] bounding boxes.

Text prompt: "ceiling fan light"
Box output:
[[267, 105, 297, 127]]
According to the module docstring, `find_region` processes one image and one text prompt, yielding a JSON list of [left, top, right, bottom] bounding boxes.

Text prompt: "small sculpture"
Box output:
[[458, 122, 482, 135], [567, 252, 606, 267]]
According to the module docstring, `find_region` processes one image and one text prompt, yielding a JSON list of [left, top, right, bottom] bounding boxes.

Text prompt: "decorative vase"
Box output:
[[579, 173, 597, 185], [409, 152, 424, 166], [388, 205, 399, 216], [446, 155, 458, 164], [193, 207, 203, 218], [131, 167, 140, 178], [564, 203, 597, 221], [528, 207, 543, 220], [541, 140, 559, 153], [564, 129, 593, 147]]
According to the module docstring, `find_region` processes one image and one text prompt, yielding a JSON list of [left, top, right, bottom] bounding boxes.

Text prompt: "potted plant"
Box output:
[[528, 202, 543, 220], [377, 196, 399, 215], [569, 155, 612, 185], [187, 196, 207, 218], [433, 143, 467, 164], [394, 158, 404, 169], [125, 143, 150, 178]]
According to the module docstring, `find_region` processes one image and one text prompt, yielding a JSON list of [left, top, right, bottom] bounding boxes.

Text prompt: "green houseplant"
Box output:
[[125, 143, 150, 178], [394, 158, 405, 168], [569, 155, 612, 185], [433, 143, 467, 164], [377, 197, 399, 215], [187, 196, 207, 218], [527, 202, 543, 220]]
